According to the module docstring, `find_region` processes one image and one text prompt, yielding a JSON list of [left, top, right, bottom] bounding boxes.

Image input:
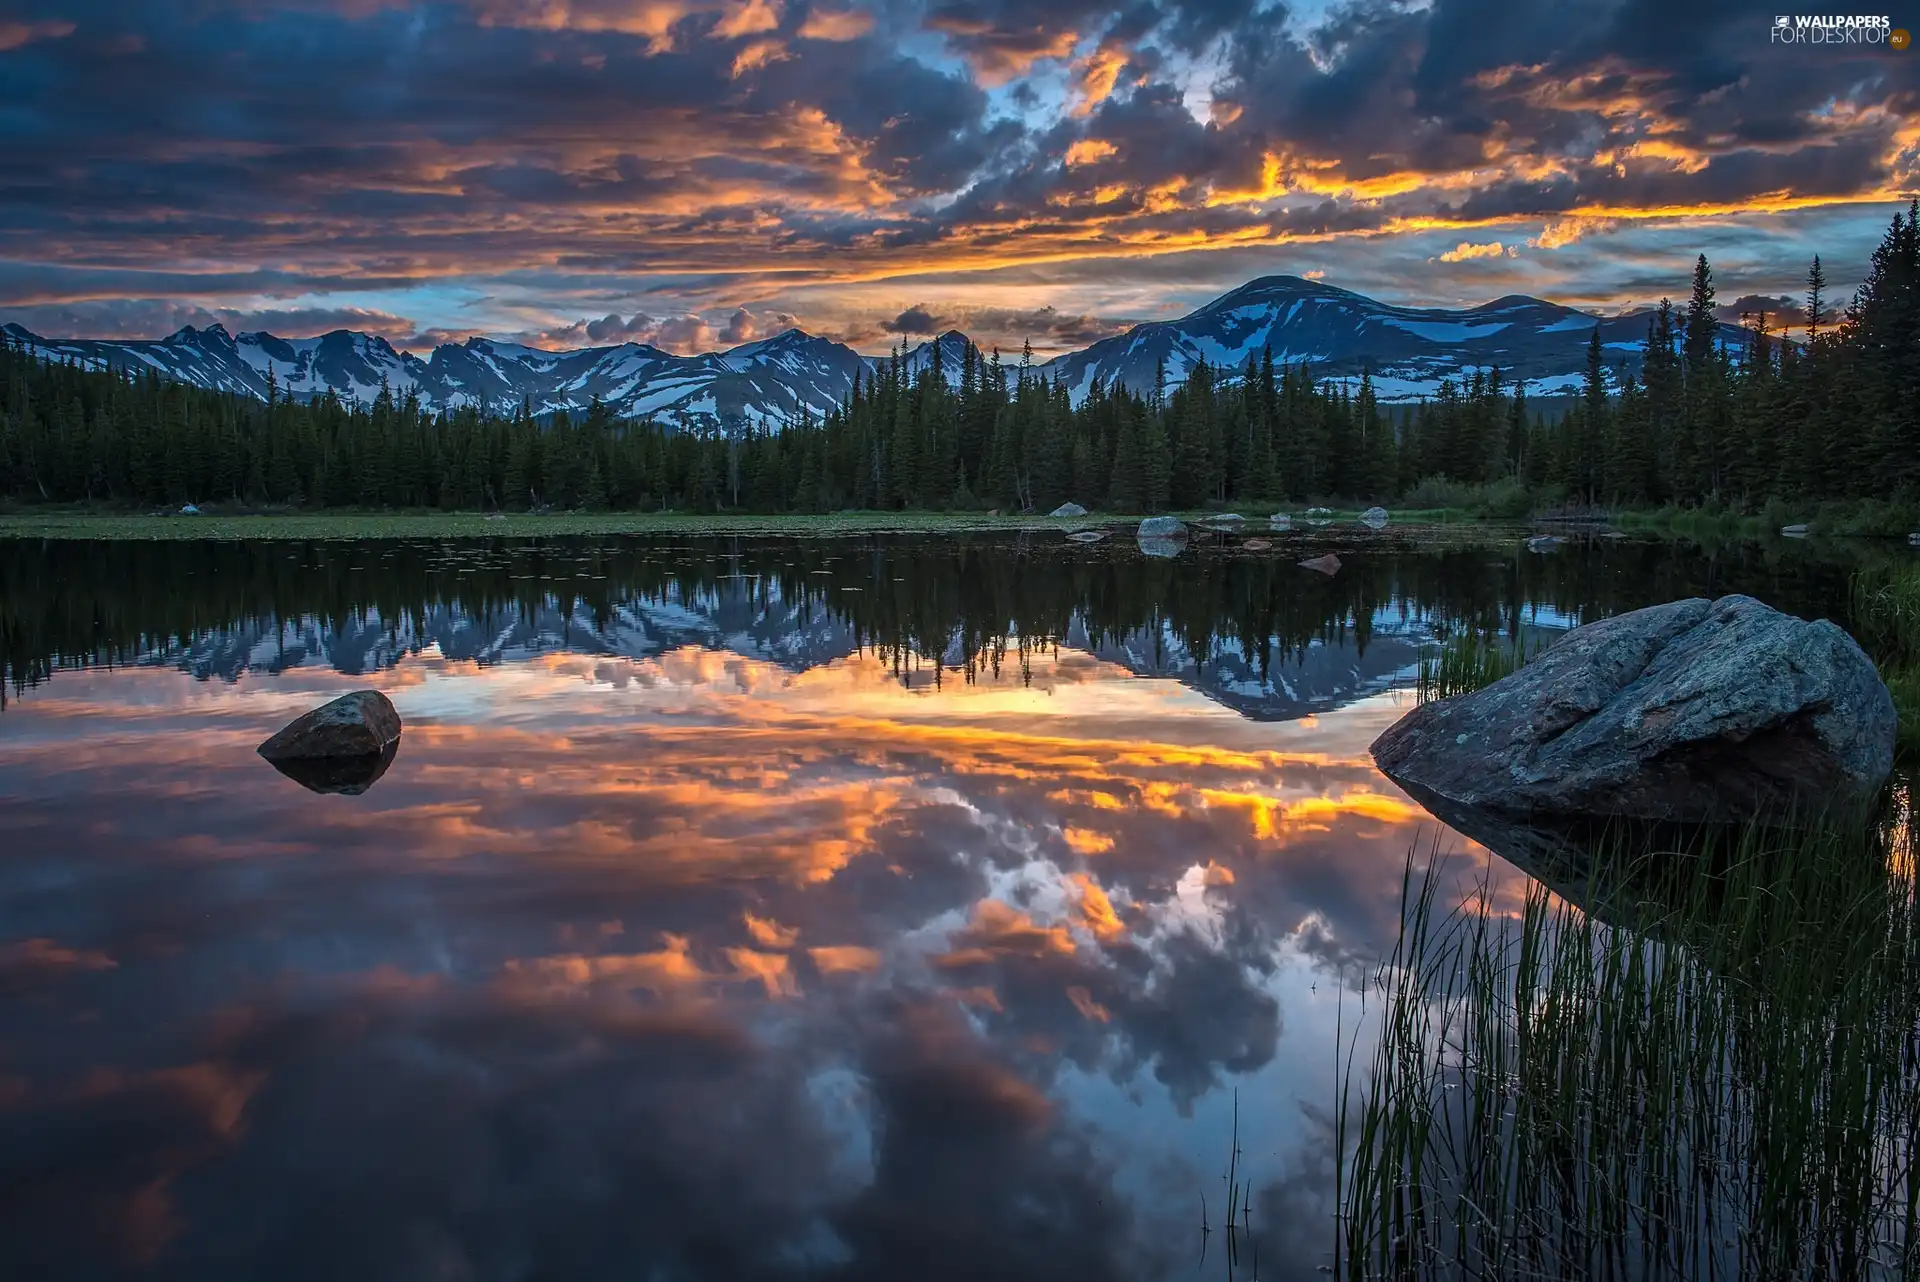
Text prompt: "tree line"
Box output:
[[2, 204, 1914, 515]]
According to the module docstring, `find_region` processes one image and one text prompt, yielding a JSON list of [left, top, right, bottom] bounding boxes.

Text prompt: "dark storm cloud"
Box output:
[[881, 302, 1135, 344], [1718, 292, 1837, 330]]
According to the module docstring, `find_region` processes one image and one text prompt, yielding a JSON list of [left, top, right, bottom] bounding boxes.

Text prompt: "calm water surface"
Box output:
[[0, 531, 1872, 1281]]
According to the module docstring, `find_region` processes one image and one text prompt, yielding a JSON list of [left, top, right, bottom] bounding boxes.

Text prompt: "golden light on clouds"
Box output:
[[1064, 138, 1119, 168], [1435, 240, 1513, 262], [796, 5, 871, 39]]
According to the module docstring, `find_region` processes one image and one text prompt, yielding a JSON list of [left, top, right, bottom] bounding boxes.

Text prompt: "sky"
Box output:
[[0, 0, 1916, 356]]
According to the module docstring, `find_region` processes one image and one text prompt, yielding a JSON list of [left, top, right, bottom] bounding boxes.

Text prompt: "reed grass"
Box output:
[[1337, 793, 1920, 1280], [1853, 564, 1920, 762], [1416, 632, 1538, 704]]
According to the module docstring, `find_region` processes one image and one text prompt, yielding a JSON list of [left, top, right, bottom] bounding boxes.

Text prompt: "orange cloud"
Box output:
[[1061, 826, 1114, 854], [1435, 240, 1514, 263], [936, 899, 1079, 968], [1070, 40, 1129, 117], [1066, 985, 1111, 1022], [808, 945, 882, 974], [1064, 138, 1118, 168], [797, 6, 870, 39], [743, 913, 799, 948]]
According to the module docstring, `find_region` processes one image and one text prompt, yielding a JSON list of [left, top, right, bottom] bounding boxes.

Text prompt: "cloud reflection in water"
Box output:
[[0, 642, 1494, 1280]]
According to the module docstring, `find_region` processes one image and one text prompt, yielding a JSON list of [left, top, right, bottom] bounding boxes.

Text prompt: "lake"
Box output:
[[0, 528, 1878, 1281]]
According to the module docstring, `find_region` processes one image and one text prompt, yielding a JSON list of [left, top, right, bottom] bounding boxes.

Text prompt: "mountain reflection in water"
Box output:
[[0, 533, 1868, 1281]]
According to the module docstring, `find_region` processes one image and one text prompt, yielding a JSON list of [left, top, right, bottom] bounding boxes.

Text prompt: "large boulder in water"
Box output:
[[1137, 515, 1186, 539], [1372, 596, 1896, 823], [1050, 502, 1089, 518], [259, 690, 402, 762]]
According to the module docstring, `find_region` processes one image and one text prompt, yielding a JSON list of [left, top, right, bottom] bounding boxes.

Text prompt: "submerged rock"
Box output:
[[266, 741, 400, 796], [259, 690, 402, 763], [1050, 502, 1089, 518], [1372, 595, 1896, 824], [1242, 538, 1273, 552], [1781, 523, 1810, 538], [1066, 529, 1106, 543], [1137, 535, 1184, 559], [1526, 535, 1563, 552], [1137, 515, 1187, 539], [1298, 553, 1342, 576]]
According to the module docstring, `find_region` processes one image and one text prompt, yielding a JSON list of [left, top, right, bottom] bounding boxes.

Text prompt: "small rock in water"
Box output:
[[1526, 535, 1563, 553], [1907, 532, 1919, 548], [1211, 513, 1245, 524], [1050, 502, 1089, 518], [1137, 515, 1187, 539], [1305, 507, 1333, 517], [986, 508, 1000, 517], [1360, 506, 1389, 529], [1270, 513, 1291, 529], [1066, 530, 1106, 543], [180, 503, 200, 516], [1242, 538, 1273, 551], [484, 512, 506, 521], [1781, 523, 1810, 538], [259, 690, 402, 763], [1298, 553, 1342, 575]]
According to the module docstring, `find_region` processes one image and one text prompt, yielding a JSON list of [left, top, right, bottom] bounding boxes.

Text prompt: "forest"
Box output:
[[1, 203, 1915, 520]]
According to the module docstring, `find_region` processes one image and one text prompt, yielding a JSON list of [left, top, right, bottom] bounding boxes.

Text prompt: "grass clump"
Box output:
[[1416, 631, 1538, 704], [1853, 563, 1920, 761], [1337, 796, 1920, 1280], [1401, 478, 1538, 521]]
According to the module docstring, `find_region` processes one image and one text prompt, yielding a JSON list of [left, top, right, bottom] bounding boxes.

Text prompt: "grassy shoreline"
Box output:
[[0, 506, 1489, 541], [1, 496, 1913, 543]]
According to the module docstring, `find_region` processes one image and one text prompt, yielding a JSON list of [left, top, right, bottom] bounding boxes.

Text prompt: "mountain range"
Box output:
[[3, 276, 1747, 432]]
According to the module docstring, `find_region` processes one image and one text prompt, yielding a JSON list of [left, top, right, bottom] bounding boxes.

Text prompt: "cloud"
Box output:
[[0, 18, 75, 49], [1434, 241, 1517, 263], [1717, 292, 1837, 332], [0, 0, 1908, 345], [0, 299, 427, 343], [874, 302, 1136, 349], [797, 4, 870, 40]]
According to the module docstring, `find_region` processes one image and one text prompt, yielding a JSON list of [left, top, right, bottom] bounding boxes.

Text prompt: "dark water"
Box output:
[[0, 530, 1877, 1281]]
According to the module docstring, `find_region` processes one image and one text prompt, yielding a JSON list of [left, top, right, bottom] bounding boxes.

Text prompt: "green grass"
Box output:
[[0, 505, 1497, 542], [1337, 795, 1920, 1280], [1853, 564, 1920, 762], [1615, 506, 1774, 540], [0, 508, 1096, 541], [1415, 632, 1538, 703]]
